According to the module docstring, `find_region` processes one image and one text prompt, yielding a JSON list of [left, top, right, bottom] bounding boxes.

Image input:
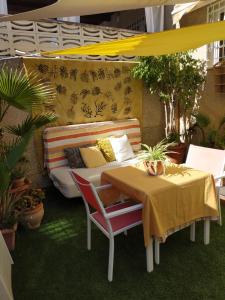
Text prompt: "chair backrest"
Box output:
[[185, 144, 225, 177], [71, 172, 103, 213]]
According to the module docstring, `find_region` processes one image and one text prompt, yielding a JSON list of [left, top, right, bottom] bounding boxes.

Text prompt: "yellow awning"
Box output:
[[42, 21, 225, 57]]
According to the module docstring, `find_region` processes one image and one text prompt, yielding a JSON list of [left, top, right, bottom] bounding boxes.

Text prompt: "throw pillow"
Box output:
[[109, 135, 135, 162], [79, 146, 107, 168], [64, 147, 85, 168], [97, 138, 116, 162]]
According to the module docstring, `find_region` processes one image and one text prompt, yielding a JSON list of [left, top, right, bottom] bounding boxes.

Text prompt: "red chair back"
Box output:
[[71, 172, 102, 213]]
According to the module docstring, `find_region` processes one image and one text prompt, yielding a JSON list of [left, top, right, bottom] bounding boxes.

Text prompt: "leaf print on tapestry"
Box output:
[[124, 86, 132, 96], [92, 87, 101, 96], [37, 64, 49, 74], [56, 84, 67, 94], [80, 71, 89, 82], [80, 89, 90, 99], [106, 70, 114, 80], [89, 70, 98, 82], [81, 103, 92, 118], [70, 92, 78, 104], [70, 68, 78, 81], [114, 68, 121, 78], [94, 100, 107, 117], [97, 68, 105, 80], [60, 66, 69, 79], [111, 103, 118, 114], [48, 65, 58, 78]]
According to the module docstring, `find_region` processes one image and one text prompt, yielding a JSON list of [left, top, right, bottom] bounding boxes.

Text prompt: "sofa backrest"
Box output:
[[43, 118, 141, 171]]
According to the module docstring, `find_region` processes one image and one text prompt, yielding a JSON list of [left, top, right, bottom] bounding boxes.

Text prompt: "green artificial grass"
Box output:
[[12, 187, 225, 300]]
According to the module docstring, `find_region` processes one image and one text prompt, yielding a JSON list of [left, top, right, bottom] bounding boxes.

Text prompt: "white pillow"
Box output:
[[109, 135, 135, 162]]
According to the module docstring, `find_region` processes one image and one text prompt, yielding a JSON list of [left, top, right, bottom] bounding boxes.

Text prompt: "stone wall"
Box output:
[[181, 6, 225, 129]]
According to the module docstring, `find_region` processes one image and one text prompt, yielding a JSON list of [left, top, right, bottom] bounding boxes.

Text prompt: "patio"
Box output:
[[12, 187, 225, 300], [0, 1, 225, 299]]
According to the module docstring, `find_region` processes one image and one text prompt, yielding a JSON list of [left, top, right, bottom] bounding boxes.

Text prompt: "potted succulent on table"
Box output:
[[132, 52, 206, 163], [16, 188, 45, 229], [139, 139, 174, 176]]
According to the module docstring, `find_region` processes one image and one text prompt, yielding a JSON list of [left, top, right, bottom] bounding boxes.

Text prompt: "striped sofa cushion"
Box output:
[[43, 118, 141, 171]]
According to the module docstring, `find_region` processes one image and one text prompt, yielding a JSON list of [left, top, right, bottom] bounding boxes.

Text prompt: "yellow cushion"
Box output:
[[79, 146, 107, 168], [97, 138, 116, 162]]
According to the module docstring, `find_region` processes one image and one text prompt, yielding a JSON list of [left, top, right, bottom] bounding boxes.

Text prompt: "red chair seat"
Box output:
[[92, 202, 142, 233]]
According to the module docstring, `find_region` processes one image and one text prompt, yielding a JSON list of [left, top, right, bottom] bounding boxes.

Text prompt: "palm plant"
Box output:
[[0, 67, 57, 228]]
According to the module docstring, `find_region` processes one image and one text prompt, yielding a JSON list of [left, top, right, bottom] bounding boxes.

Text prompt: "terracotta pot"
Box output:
[[12, 177, 25, 188], [144, 160, 164, 176], [20, 202, 44, 229], [167, 143, 187, 164], [1, 223, 18, 251]]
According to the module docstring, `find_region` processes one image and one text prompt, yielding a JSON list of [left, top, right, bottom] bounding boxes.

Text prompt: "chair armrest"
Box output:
[[95, 184, 112, 191], [214, 172, 225, 181], [105, 203, 143, 219]]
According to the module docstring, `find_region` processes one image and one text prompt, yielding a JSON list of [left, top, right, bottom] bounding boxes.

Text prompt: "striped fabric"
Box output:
[[43, 118, 141, 171]]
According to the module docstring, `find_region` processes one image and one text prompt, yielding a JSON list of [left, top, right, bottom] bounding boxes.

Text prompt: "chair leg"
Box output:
[[146, 238, 154, 273], [217, 196, 222, 226], [108, 236, 115, 282], [87, 217, 91, 250], [154, 239, 160, 265], [190, 222, 196, 242], [204, 219, 210, 245]]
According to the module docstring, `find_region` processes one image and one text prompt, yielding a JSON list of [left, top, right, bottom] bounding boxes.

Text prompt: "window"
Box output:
[[207, 1, 225, 66]]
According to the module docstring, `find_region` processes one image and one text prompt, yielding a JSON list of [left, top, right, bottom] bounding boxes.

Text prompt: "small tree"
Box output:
[[132, 52, 206, 143]]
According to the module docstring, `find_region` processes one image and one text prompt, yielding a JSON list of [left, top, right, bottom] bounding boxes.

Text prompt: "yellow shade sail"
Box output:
[[42, 21, 225, 57]]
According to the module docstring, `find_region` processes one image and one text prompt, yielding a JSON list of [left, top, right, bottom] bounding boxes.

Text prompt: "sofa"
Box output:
[[43, 118, 141, 198]]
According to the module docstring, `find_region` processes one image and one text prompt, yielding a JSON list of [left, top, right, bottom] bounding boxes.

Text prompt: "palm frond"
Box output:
[[6, 113, 57, 136], [0, 129, 33, 195], [0, 68, 55, 112]]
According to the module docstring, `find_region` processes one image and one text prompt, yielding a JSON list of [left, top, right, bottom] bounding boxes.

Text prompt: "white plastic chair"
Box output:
[[70, 171, 144, 282], [0, 232, 14, 300], [154, 144, 225, 265]]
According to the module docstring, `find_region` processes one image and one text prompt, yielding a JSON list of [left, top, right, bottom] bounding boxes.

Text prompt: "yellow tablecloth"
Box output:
[[100, 164, 219, 246]]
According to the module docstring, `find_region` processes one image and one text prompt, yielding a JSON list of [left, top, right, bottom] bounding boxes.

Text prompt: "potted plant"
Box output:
[[0, 67, 57, 249], [139, 139, 174, 176], [0, 188, 21, 250], [132, 52, 206, 163], [11, 156, 29, 188], [16, 188, 45, 229], [190, 113, 225, 149]]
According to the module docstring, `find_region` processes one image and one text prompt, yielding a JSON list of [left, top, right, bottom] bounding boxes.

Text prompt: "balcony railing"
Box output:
[[0, 19, 141, 61]]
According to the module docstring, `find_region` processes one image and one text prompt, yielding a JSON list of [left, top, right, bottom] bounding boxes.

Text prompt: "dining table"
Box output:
[[100, 163, 219, 272]]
